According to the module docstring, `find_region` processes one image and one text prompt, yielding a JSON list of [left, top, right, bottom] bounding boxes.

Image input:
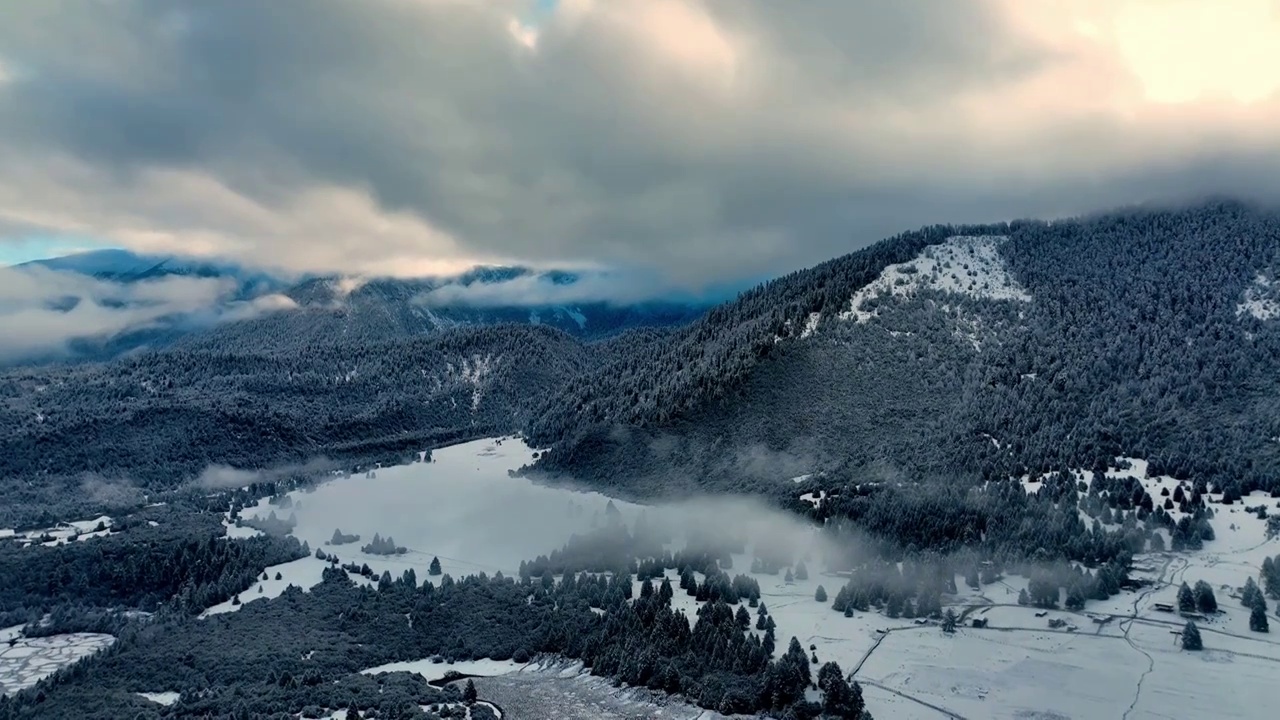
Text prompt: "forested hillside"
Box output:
[[527, 201, 1280, 498], [0, 325, 594, 526]]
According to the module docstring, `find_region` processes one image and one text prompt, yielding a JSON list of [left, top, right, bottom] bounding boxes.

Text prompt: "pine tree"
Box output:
[[1017, 588, 1030, 606], [1262, 557, 1278, 599], [1242, 577, 1261, 608], [1181, 621, 1203, 651], [817, 661, 864, 719], [429, 556, 442, 576], [942, 608, 957, 633], [1250, 599, 1270, 633], [795, 560, 809, 581], [463, 679, 478, 704], [1065, 585, 1085, 611], [1193, 580, 1217, 614], [1177, 582, 1195, 612], [735, 604, 751, 629], [815, 585, 827, 602]]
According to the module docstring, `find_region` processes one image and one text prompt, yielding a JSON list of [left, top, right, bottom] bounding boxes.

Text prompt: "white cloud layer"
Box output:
[[0, 265, 296, 362], [0, 0, 1278, 286]]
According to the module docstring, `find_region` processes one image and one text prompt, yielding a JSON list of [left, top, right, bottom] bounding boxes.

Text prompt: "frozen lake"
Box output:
[[233, 437, 645, 590]]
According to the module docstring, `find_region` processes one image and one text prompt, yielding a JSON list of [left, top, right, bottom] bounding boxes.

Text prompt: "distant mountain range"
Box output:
[[11, 249, 720, 364]]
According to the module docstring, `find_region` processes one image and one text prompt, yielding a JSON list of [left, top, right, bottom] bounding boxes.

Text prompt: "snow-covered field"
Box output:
[[137, 691, 181, 706], [200, 556, 348, 617], [230, 438, 1278, 718], [0, 631, 115, 696], [361, 657, 530, 679], [0, 515, 114, 548], [836, 235, 1031, 324]]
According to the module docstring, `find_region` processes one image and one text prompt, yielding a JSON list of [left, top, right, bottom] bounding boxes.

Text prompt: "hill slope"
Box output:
[[0, 324, 600, 525], [527, 201, 1280, 498]]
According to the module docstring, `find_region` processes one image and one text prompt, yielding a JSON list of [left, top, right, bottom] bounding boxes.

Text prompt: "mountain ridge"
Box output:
[[525, 200, 1280, 499]]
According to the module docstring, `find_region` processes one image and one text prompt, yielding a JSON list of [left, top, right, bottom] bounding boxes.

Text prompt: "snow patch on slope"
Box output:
[[799, 312, 822, 339], [1237, 273, 1279, 320], [838, 235, 1030, 324], [424, 354, 496, 411]]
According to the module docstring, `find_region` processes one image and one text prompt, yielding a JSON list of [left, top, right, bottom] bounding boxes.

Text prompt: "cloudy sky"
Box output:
[[1, 0, 1279, 287]]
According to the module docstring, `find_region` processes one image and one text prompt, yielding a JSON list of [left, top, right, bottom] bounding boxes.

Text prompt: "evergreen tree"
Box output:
[[1250, 599, 1270, 633], [1193, 580, 1217, 614], [1242, 577, 1261, 608], [1181, 621, 1203, 651], [1065, 585, 1085, 611], [1177, 582, 1195, 612], [1017, 588, 1029, 606], [463, 679, 478, 704], [659, 577, 674, 603], [795, 561, 809, 581], [429, 556, 443, 576], [735, 604, 751, 629], [815, 585, 827, 602], [942, 608, 957, 633], [816, 661, 864, 719]]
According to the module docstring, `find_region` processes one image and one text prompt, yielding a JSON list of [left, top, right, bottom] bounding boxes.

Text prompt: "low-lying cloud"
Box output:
[[412, 271, 708, 308], [0, 264, 296, 363], [193, 457, 340, 491]]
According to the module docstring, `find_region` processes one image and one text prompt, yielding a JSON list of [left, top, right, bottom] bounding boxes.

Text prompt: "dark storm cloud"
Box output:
[[0, 0, 1278, 287]]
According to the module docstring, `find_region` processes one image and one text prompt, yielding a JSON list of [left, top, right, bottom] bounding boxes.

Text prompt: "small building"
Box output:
[[1153, 603, 1174, 613], [971, 618, 988, 628], [1048, 618, 1067, 629]]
